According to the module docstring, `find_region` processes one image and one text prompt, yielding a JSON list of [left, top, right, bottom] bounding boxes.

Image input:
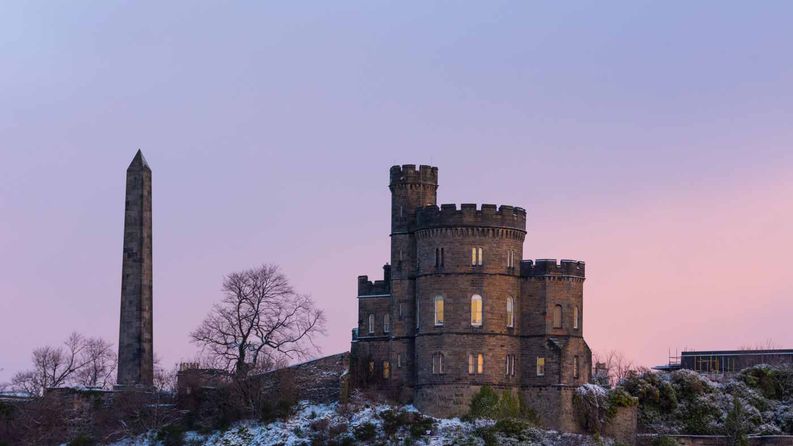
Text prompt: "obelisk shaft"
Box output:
[[117, 150, 154, 388]]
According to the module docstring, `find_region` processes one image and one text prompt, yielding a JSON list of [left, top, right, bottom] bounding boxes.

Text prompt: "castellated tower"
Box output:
[[350, 164, 591, 429], [116, 150, 154, 389]]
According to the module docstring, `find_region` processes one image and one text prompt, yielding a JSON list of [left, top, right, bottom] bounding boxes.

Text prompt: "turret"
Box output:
[[389, 164, 438, 234]]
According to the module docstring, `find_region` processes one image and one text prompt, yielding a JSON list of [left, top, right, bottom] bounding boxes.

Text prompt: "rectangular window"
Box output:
[[383, 314, 390, 333], [507, 250, 515, 268], [434, 296, 444, 326], [383, 361, 391, 379], [505, 354, 516, 376], [478, 247, 483, 265], [536, 357, 545, 376], [471, 295, 483, 326], [368, 314, 375, 334], [506, 298, 514, 328], [477, 353, 484, 374], [399, 303, 403, 320], [432, 353, 444, 374], [471, 247, 477, 266], [368, 361, 375, 375], [397, 353, 402, 368], [574, 356, 580, 379], [435, 248, 440, 267], [441, 248, 445, 266], [468, 353, 475, 374]]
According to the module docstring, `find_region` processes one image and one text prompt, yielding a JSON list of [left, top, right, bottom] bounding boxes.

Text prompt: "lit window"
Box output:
[[573, 306, 579, 330], [468, 354, 475, 374], [368, 314, 375, 334], [553, 305, 562, 329], [432, 353, 444, 374], [471, 295, 483, 326], [506, 297, 514, 328], [477, 353, 484, 374], [383, 361, 391, 379], [384, 314, 391, 333], [574, 356, 580, 379], [368, 361, 375, 375], [536, 357, 545, 376], [434, 296, 444, 326], [471, 247, 483, 266]]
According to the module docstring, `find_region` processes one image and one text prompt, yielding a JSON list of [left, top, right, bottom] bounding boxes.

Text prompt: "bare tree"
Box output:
[[72, 337, 117, 388], [11, 333, 117, 395], [593, 350, 635, 387], [191, 264, 326, 377]]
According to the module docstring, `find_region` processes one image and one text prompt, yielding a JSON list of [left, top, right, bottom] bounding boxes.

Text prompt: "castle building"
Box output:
[[350, 164, 592, 427]]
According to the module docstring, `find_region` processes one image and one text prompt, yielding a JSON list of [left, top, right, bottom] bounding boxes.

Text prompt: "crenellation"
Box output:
[[351, 164, 592, 430]]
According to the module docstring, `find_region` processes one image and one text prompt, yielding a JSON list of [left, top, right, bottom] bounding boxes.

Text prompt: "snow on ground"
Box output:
[[109, 399, 612, 446]]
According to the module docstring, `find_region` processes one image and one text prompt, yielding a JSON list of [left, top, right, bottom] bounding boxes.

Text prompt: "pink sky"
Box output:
[[2, 2, 793, 382]]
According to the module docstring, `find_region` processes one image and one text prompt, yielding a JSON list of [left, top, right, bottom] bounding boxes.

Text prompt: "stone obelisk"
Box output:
[[116, 150, 154, 389]]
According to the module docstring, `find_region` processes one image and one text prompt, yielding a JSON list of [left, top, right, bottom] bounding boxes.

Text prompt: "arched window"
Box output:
[[506, 297, 514, 328], [383, 314, 391, 333], [573, 306, 579, 330], [553, 305, 563, 329], [434, 295, 444, 326], [368, 314, 375, 334], [471, 295, 483, 326]]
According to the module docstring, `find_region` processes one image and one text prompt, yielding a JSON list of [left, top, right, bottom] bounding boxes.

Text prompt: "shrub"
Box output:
[[651, 436, 680, 446], [155, 424, 185, 446], [68, 434, 96, 446], [468, 386, 524, 420], [469, 386, 501, 419], [409, 414, 434, 438], [724, 398, 749, 446], [353, 422, 376, 441]]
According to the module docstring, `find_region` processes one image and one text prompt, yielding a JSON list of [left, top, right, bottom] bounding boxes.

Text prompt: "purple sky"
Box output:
[[2, 2, 793, 382]]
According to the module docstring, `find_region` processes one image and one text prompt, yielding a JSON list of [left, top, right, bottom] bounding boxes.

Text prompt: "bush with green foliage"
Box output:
[[468, 386, 525, 420]]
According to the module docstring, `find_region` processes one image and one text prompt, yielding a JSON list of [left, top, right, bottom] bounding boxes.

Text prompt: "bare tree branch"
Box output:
[[191, 264, 326, 378]]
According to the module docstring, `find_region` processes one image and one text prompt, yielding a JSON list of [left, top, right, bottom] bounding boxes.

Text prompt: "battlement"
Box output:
[[415, 203, 527, 231], [521, 259, 585, 278], [357, 264, 392, 297], [390, 164, 438, 186]]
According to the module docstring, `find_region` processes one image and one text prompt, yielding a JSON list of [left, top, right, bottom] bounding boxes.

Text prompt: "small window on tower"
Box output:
[[397, 353, 402, 368], [368, 314, 375, 334], [477, 353, 484, 374], [383, 361, 391, 379], [434, 295, 444, 326], [573, 306, 579, 330], [383, 314, 390, 333], [441, 248, 445, 266], [553, 305, 563, 329], [574, 356, 580, 379], [468, 353, 475, 374], [471, 295, 483, 326], [536, 357, 545, 376], [432, 353, 444, 374], [506, 297, 514, 328]]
